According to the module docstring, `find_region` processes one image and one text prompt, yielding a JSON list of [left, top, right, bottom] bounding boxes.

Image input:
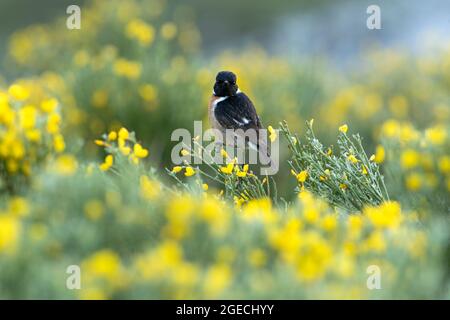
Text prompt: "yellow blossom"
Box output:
[[138, 84, 158, 102], [347, 154, 358, 163], [220, 163, 234, 175], [374, 145, 385, 164], [401, 149, 419, 169], [118, 127, 129, 140], [8, 84, 29, 101], [405, 173, 422, 191], [133, 143, 149, 158], [184, 166, 195, 177], [365, 201, 402, 229], [171, 166, 182, 174], [0, 215, 21, 254], [113, 58, 142, 79], [53, 134, 65, 152], [108, 131, 117, 141], [339, 124, 348, 134], [99, 155, 113, 171], [268, 125, 277, 142], [438, 156, 450, 173], [83, 249, 122, 283], [425, 126, 446, 145], [236, 164, 249, 177], [125, 19, 155, 46], [296, 170, 308, 183]]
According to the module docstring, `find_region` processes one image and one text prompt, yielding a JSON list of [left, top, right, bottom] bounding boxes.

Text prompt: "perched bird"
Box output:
[[208, 71, 270, 164]]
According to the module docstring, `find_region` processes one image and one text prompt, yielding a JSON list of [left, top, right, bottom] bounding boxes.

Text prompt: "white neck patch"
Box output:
[[212, 96, 228, 110]]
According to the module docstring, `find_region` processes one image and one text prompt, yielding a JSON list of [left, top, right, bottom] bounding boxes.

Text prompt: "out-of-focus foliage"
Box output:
[[0, 138, 448, 299]]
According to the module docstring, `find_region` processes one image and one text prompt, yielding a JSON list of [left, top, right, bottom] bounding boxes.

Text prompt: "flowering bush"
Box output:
[[0, 81, 69, 192]]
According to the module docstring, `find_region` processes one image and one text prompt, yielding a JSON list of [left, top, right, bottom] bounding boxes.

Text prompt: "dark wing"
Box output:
[[214, 92, 262, 130]]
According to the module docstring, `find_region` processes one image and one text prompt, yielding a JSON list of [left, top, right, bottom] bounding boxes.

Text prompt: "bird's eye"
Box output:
[[217, 80, 223, 84]]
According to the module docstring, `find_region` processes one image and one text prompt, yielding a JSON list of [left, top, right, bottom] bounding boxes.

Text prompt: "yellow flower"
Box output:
[[438, 156, 450, 173], [125, 19, 155, 46], [95, 139, 105, 146], [405, 173, 422, 191], [220, 162, 234, 175], [138, 84, 158, 102], [171, 166, 182, 174], [83, 249, 122, 283], [202, 183, 209, 191], [236, 164, 249, 177], [374, 145, 385, 164], [296, 170, 308, 183], [184, 166, 195, 177], [53, 134, 65, 153], [362, 165, 368, 175], [347, 154, 358, 163], [40, 98, 58, 113], [220, 148, 229, 158], [180, 149, 190, 156], [365, 201, 402, 229], [113, 58, 142, 79], [425, 126, 446, 145], [268, 125, 277, 142], [99, 155, 113, 171], [339, 124, 348, 134], [84, 200, 105, 221], [46, 112, 61, 134], [401, 149, 419, 169], [0, 215, 21, 254], [118, 127, 129, 140], [108, 131, 117, 141], [321, 215, 337, 232], [19, 105, 37, 129], [133, 143, 149, 158], [8, 84, 29, 101]]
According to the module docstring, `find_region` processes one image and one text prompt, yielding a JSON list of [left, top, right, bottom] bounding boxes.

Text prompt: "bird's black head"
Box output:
[[213, 71, 238, 97]]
